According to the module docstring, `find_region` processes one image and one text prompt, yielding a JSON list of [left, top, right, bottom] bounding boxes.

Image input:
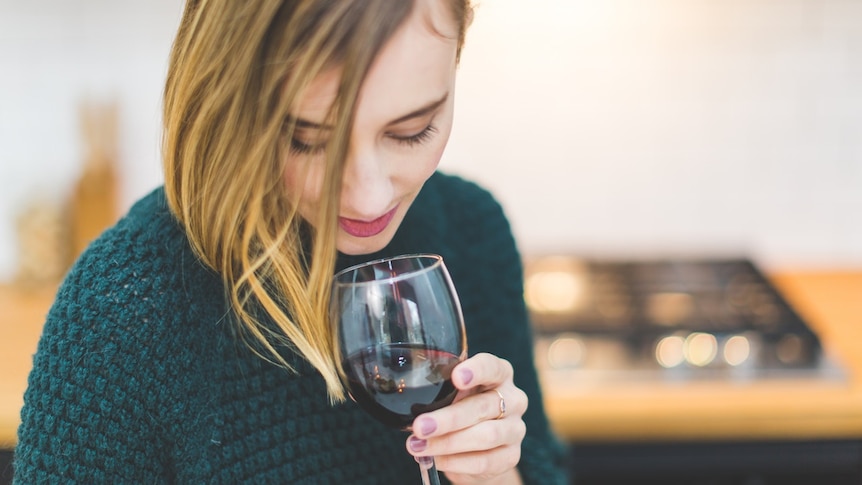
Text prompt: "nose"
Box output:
[[340, 143, 394, 219]]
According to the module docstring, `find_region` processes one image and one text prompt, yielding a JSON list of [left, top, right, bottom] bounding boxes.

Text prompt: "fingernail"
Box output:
[[460, 368, 473, 386], [408, 436, 427, 452], [418, 417, 437, 436], [415, 455, 434, 468]]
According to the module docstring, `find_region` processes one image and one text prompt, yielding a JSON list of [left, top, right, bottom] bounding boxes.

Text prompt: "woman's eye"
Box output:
[[290, 137, 326, 155], [290, 124, 438, 154], [389, 124, 438, 147]]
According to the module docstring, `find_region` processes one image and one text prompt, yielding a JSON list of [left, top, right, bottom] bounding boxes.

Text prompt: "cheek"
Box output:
[[403, 123, 453, 186], [283, 159, 325, 223], [425, 143, 446, 174], [422, 125, 451, 175], [394, 145, 446, 194]]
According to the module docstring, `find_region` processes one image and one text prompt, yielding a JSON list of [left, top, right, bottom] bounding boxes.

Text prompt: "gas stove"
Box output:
[[525, 257, 844, 383]]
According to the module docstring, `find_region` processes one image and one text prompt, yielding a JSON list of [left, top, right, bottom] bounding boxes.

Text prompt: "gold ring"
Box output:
[[494, 389, 506, 420]]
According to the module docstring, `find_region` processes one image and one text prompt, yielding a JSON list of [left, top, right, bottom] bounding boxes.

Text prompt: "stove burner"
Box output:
[[525, 257, 843, 381]]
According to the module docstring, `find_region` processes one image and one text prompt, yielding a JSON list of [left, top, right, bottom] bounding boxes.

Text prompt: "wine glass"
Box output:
[[331, 254, 467, 485]]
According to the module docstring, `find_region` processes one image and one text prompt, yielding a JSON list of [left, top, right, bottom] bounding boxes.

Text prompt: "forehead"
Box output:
[[292, 1, 459, 124]]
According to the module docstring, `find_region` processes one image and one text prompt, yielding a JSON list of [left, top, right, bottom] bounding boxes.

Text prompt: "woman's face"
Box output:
[[283, 2, 459, 255]]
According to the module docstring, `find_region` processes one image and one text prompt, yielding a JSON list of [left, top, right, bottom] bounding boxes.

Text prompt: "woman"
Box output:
[[15, 0, 567, 483]]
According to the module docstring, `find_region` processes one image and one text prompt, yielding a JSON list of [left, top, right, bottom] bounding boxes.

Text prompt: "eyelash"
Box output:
[[288, 124, 438, 156], [389, 124, 438, 148], [289, 138, 323, 156]]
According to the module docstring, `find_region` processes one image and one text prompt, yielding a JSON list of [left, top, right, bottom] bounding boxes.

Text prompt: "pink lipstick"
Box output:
[[339, 206, 398, 238]]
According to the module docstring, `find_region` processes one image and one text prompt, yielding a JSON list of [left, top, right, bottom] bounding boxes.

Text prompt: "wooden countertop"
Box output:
[[1, 271, 861, 447], [1, 284, 57, 448], [543, 271, 862, 442]]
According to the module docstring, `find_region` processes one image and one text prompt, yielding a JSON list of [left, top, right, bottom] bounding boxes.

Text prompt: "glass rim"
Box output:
[[332, 253, 444, 286]]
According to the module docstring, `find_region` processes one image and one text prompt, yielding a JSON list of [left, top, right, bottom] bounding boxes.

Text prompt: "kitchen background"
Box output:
[[1, 0, 861, 280]]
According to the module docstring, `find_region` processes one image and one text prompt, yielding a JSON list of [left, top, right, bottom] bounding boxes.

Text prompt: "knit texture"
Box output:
[[15, 171, 568, 484]]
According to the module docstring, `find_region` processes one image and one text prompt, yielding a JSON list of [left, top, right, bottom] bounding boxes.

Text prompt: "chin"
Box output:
[[336, 233, 394, 256]]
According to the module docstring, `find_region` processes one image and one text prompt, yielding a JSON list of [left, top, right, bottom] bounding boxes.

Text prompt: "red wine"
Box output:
[[343, 343, 461, 429]]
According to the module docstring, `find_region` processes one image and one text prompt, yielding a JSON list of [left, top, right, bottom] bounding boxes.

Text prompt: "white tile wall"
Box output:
[[0, 0, 183, 279], [1, 0, 860, 280], [442, 0, 862, 269]]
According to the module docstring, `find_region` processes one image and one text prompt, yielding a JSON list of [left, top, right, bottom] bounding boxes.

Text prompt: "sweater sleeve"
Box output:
[[441, 176, 570, 485], [14, 242, 170, 483]]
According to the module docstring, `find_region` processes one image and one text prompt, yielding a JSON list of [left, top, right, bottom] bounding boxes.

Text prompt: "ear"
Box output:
[[465, 4, 475, 29]]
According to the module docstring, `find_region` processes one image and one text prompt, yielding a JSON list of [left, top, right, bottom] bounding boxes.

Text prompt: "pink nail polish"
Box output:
[[408, 436, 427, 452], [460, 368, 473, 386], [419, 417, 437, 436]]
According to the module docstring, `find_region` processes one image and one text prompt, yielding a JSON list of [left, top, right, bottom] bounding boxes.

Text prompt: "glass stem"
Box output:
[[419, 457, 441, 485]]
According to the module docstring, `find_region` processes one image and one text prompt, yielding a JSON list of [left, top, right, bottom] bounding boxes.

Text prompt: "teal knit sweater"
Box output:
[[15, 171, 568, 484]]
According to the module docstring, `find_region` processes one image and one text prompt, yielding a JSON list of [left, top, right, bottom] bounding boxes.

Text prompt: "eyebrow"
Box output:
[[288, 92, 449, 131], [388, 92, 449, 125]]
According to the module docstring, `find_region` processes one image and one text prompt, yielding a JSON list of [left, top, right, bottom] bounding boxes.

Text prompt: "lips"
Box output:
[[338, 206, 399, 238]]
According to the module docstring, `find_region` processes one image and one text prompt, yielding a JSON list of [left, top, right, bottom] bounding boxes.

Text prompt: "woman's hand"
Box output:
[[405, 353, 527, 484]]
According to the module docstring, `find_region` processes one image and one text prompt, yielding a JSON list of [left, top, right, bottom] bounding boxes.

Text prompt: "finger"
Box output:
[[435, 444, 522, 481], [408, 416, 527, 458], [452, 353, 514, 391], [412, 386, 527, 439]]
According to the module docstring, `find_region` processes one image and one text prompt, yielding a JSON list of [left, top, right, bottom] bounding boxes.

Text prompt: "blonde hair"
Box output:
[[162, 0, 471, 402]]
